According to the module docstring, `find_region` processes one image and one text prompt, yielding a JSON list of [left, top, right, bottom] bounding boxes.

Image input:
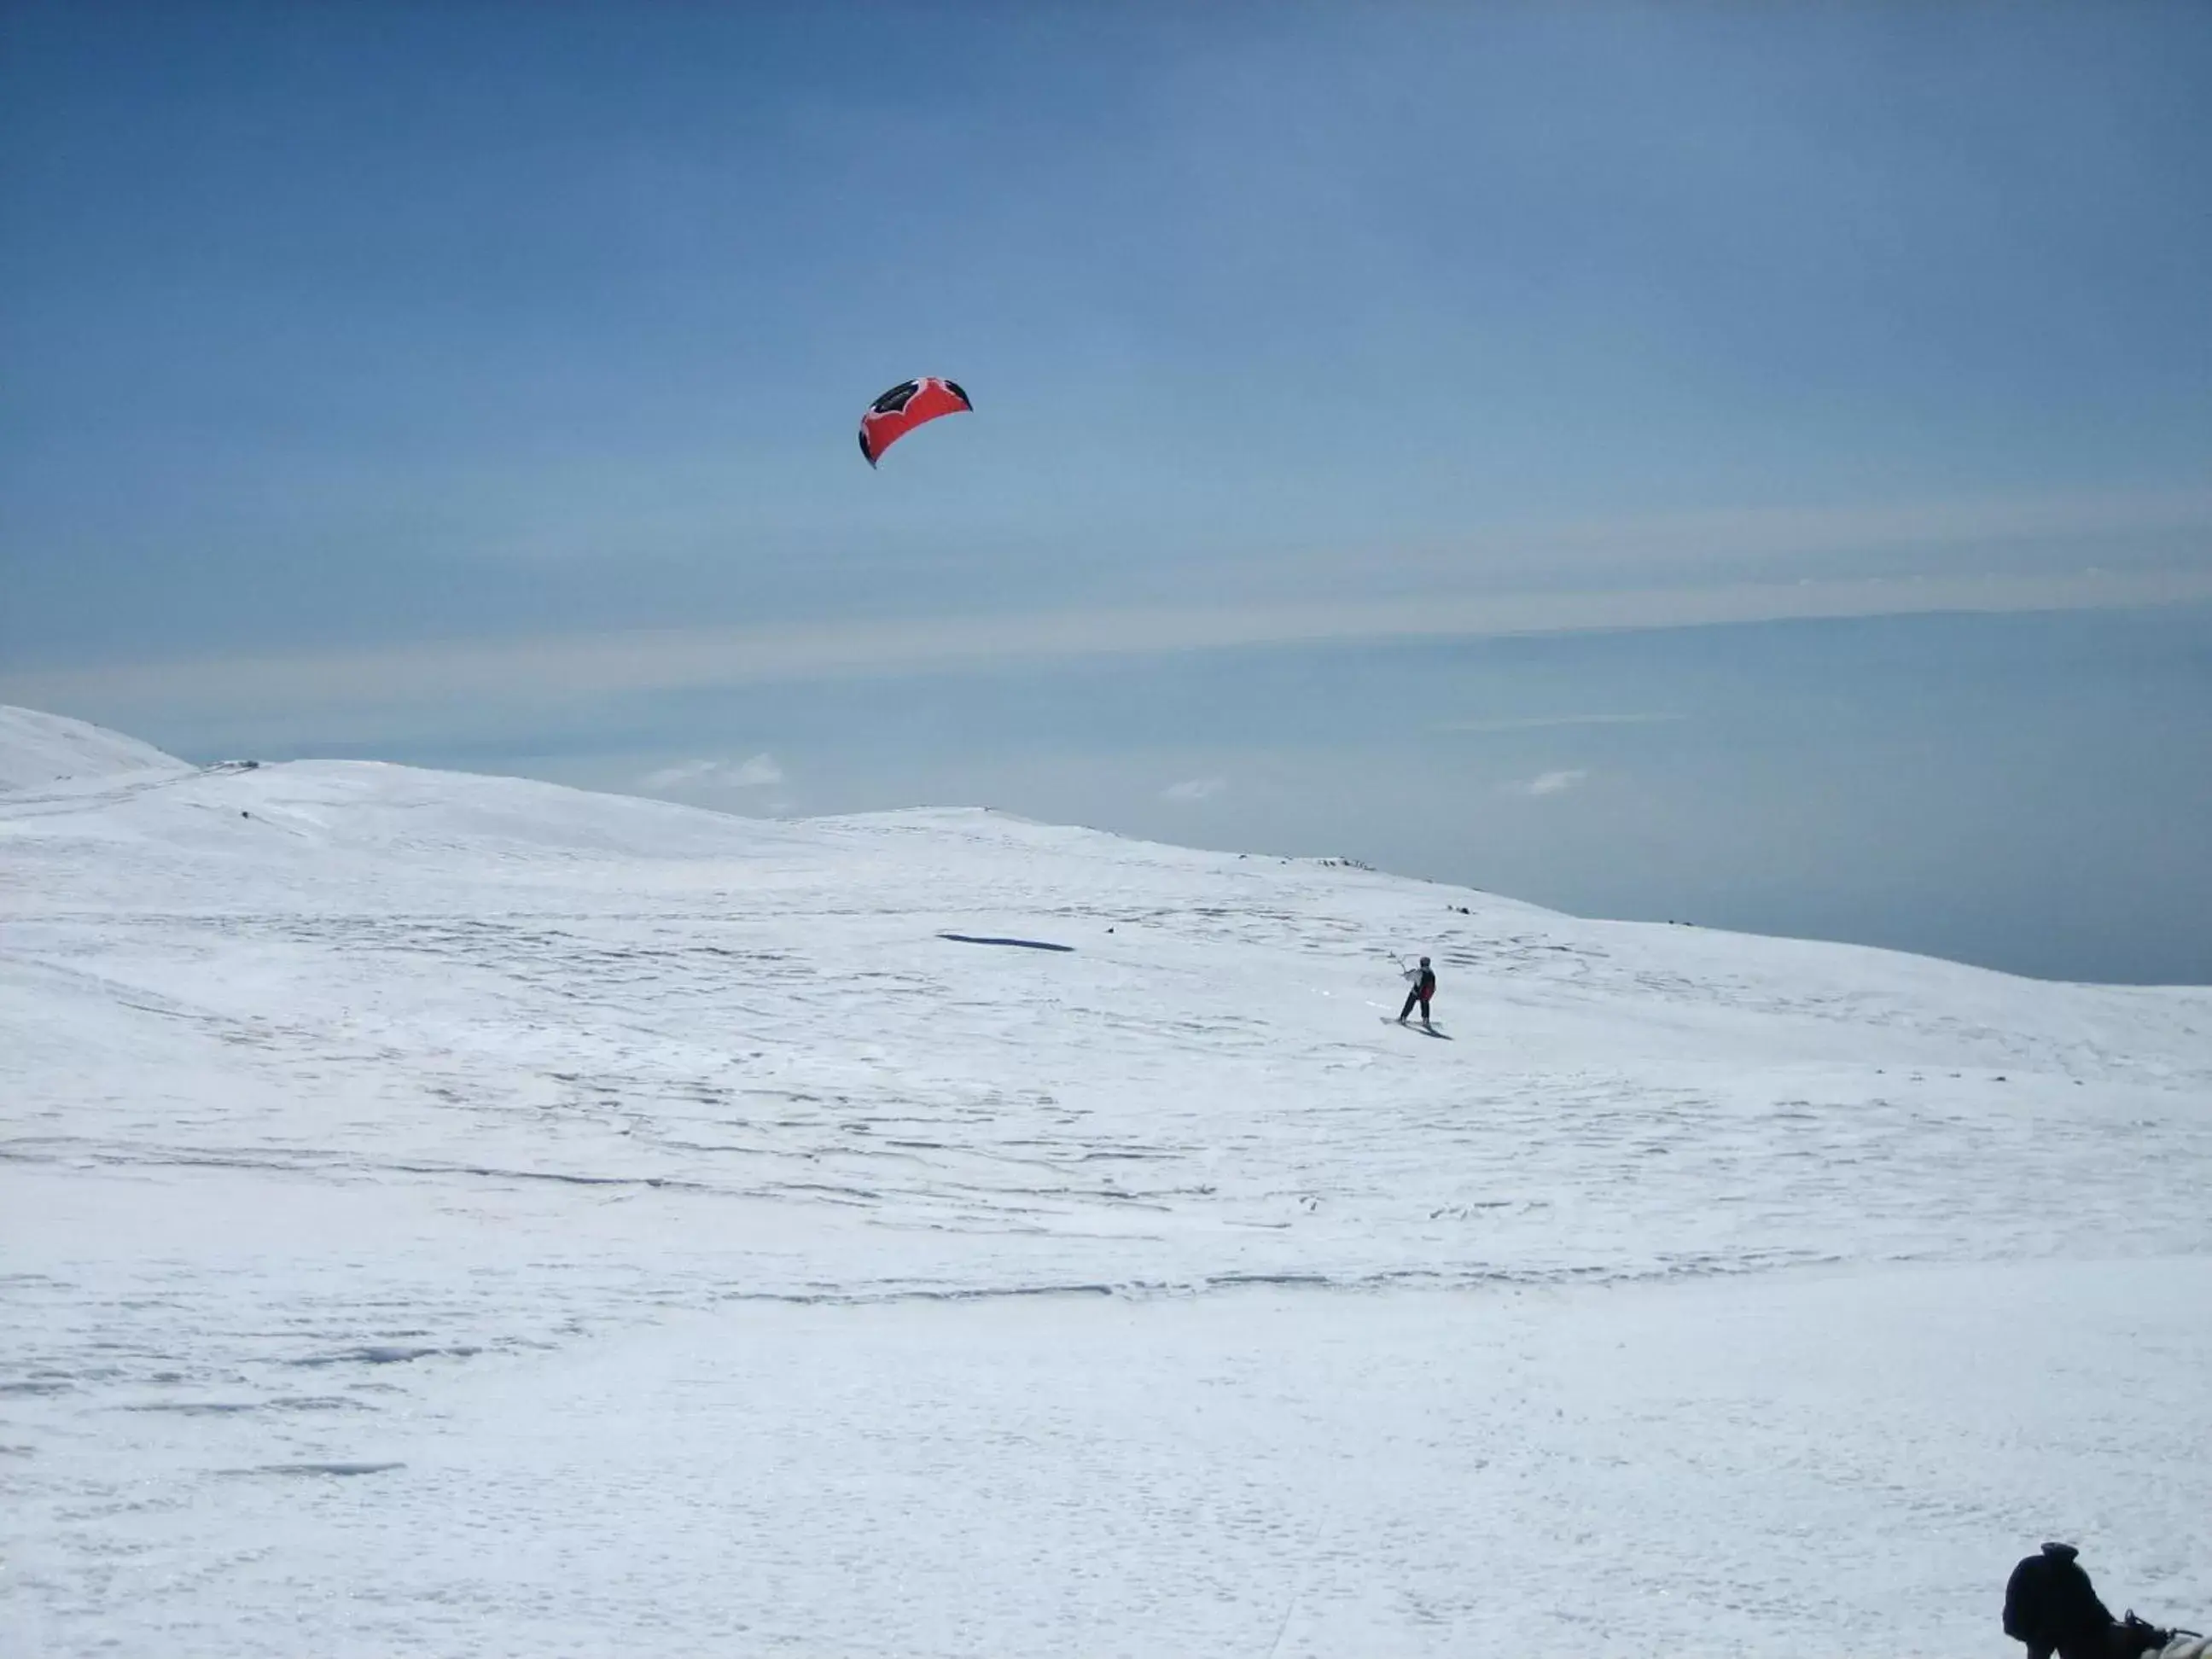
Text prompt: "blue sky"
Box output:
[[3, 3, 2209, 980]]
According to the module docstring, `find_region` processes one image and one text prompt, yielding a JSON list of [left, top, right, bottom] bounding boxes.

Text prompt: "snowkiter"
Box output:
[[1399, 958, 1437, 1027], [2005, 1542, 2116, 1659]]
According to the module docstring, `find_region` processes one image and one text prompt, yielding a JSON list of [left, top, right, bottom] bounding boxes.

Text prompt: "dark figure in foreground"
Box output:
[[2006, 1543, 2119, 1659], [1399, 957, 1436, 1027], [2006, 1541, 2206, 1657]]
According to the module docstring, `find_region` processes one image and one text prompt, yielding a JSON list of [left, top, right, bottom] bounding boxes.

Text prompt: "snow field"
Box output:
[[3, 708, 2209, 1654]]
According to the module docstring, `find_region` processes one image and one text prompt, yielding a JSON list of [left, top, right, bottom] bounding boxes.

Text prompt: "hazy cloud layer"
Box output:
[[10, 567, 2208, 748], [1435, 713, 1683, 735]]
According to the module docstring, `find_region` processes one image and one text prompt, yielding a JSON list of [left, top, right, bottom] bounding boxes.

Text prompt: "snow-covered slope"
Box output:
[[3, 710, 2208, 1656], [0, 703, 189, 793]]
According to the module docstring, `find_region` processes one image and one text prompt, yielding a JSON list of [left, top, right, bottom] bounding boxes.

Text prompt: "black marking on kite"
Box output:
[[871, 380, 921, 415]]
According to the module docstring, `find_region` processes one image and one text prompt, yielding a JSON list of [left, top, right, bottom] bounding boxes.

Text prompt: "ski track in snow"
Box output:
[[3, 719, 2209, 1655]]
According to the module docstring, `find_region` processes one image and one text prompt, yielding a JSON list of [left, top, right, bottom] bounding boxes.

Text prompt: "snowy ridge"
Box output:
[[0, 703, 190, 794], [4, 710, 2209, 1656]]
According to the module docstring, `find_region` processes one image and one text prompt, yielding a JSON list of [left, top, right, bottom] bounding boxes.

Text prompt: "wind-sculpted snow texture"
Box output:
[[3, 712, 2209, 1656]]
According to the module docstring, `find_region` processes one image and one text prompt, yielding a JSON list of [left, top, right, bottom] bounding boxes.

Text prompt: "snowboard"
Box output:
[[1381, 1016, 1451, 1039]]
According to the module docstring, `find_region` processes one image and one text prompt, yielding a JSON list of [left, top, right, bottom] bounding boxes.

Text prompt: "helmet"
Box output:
[[1419, 957, 1430, 967]]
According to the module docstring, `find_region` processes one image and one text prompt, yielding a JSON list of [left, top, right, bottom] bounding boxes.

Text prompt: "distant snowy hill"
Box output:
[[3, 707, 2207, 1657], [0, 703, 189, 792]]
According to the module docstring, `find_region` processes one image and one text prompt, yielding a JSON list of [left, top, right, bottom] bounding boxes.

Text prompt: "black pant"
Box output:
[[1400, 989, 1431, 1022]]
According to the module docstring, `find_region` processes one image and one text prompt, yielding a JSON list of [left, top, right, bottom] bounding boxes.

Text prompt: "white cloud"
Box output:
[[1162, 777, 1227, 802], [640, 754, 784, 793], [727, 754, 787, 788], [1510, 769, 1590, 798]]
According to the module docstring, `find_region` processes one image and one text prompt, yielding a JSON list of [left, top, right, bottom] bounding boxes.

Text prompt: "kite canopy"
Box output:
[[859, 376, 972, 467]]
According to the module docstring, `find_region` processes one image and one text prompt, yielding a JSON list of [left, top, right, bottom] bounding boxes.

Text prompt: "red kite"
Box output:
[[859, 376, 972, 467]]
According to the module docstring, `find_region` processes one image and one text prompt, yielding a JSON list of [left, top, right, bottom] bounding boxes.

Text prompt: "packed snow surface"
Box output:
[[3, 708, 2208, 1655]]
